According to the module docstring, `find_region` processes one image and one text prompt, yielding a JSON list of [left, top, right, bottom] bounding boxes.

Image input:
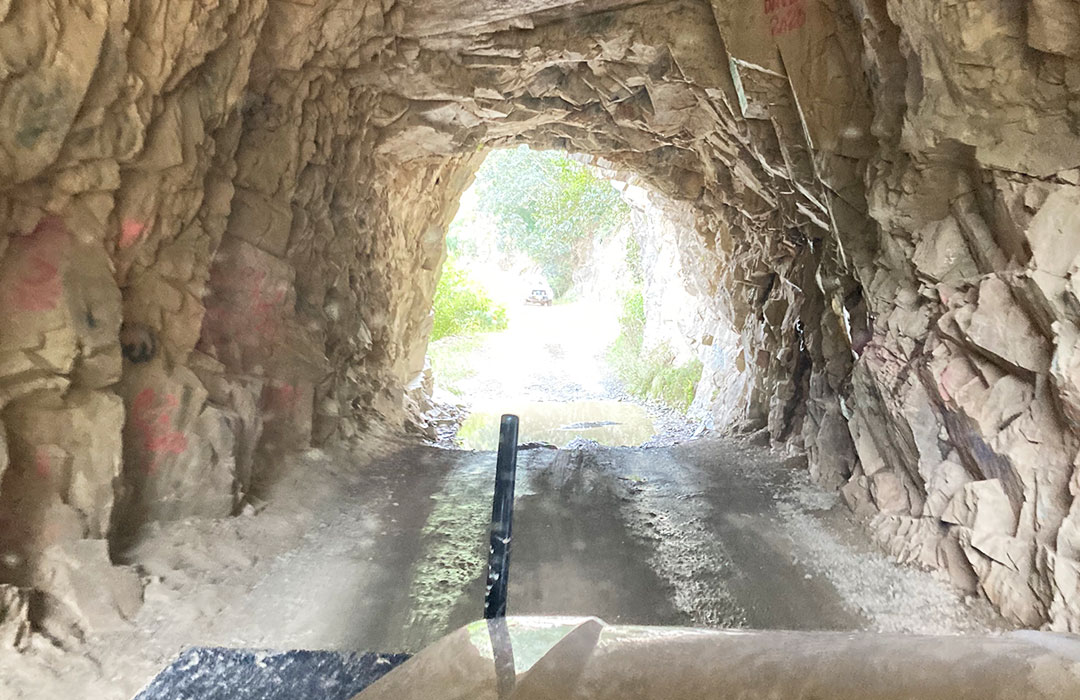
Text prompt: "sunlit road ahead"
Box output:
[[450, 300, 622, 402]]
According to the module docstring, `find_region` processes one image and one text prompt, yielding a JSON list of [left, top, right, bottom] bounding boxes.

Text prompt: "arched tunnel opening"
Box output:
[[421, 145, 713, 450], [2, 0, 1080, 697]]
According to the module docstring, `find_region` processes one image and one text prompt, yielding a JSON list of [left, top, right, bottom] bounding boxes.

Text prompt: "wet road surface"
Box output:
[[230, 437, 1000, 656], [1, 436, 1006, 700]]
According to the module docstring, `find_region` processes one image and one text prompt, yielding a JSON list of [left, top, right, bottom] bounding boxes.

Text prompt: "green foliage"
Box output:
[[431, 257, 508, 341], [476, 146, 630, 296], [445, 228, 478, 259], [427, 335, 484, 396], [625, 234, 644, 285], [647, 358, 704, 411], [618, 288, 646, 346], [445, 204, 481, 259], [607, 285, 703, 412]]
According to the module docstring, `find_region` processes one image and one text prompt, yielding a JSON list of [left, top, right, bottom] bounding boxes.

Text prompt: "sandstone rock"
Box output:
[[0, 583, 30, 650], [0, 0, 1078, 633], [35, 540, 143, 636], [0, 1, 110, 183], [922, 457, 973, 520], [911, 216, 979, 284], [259, 379, 314, 452], [188, 352, 265, 496], [868, 470, 909, 515], [0, 219, 122, 404], [942, 479, 1018, 536], [0, 389, 124, 583], [892, 0, 1080, 177], [840, 466, 877, 520], [200, 238, 301, 375], [119, 363, 239, 526], [964, 551, 1047, 627], [969, 531, 1032, 572], [869, 513, 942, 568], [956, 277, 1051, 375], [1046, 549, 1080, 630], [2, 389, 124, 540], [1028, 188, 1080, 280], [1028, 0, 1080, 57], [936, 531, 980, 593]]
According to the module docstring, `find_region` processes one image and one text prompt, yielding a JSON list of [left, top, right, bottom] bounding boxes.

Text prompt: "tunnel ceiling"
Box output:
[[1, 0, 1080, 635]]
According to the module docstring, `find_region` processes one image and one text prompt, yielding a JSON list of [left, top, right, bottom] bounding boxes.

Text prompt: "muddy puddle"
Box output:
[[457, 399, 655, 449]]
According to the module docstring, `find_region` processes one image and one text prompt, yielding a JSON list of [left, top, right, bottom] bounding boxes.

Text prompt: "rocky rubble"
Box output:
[[0, 0, 1079, 634]]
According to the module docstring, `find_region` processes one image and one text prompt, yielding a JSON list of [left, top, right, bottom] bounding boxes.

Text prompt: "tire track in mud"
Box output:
[[507, 447, 683, 626], [401, 453, 494, 650], [615, 448, 748, 628], [393, 437, 998, 650]]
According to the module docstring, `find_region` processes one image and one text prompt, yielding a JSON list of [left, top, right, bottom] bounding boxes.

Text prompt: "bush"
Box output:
[[427, 335, 484, 395], [475, 146, 630, 297], [647, 358, 704, 411], [607, 285, 703, 412], [618, 288, 646, 346], [431, 258, 508, 341]]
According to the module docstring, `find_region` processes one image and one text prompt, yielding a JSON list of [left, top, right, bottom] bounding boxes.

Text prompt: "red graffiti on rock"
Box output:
[[764, 0, 805, 36], [34, 448, 52, 479], [120, 219, 147, 248], [6, 217, 68, 312], [132, 388, 189, 474], [203, 264, 287, 349], [263, 383, 297, 413], [245, 268, 287, 338]]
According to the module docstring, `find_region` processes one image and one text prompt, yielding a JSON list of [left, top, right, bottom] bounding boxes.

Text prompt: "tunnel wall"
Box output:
[[1, 0, 1079, 632], [0, 1, 478, 593]]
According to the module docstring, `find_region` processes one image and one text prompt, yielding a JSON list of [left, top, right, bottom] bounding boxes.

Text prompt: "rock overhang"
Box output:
[[0, 0, 1079, 635]]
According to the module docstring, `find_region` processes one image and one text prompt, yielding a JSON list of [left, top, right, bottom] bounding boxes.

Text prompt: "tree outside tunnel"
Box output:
[[426, 147, 710, 436], [430, 145, 631, 344], [473, 146, 630, 298]]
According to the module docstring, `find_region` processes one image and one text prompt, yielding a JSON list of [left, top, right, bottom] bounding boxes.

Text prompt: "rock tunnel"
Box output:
[[2, 0, 1080, 670]]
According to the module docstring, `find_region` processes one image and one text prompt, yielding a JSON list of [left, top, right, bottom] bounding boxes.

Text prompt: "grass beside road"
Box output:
[[427, 335, 485, 396], [607, 286, 703, 412]]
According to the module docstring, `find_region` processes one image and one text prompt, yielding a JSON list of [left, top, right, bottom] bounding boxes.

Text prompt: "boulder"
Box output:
[[35, 540, 143, 636], [942, 479, 1018, 536], [922, 457, 973, 520], [119, 363, 239, 525]]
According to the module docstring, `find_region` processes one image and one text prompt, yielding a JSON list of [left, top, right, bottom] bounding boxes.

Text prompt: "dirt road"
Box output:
[[431, 300, 695, 448], [436, 301, 621, 402], [1, 435, 1006, 700]]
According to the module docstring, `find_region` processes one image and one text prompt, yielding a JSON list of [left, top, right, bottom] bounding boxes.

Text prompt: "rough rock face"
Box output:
[[1, 0, 1079, 631]]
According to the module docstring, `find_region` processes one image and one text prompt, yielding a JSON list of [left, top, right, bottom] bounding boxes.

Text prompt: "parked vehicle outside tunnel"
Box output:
[[525, 288, 552, 306]]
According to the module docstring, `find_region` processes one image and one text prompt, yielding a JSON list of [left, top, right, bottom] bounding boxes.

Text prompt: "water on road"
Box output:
[[458, 400, 655, 449]]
